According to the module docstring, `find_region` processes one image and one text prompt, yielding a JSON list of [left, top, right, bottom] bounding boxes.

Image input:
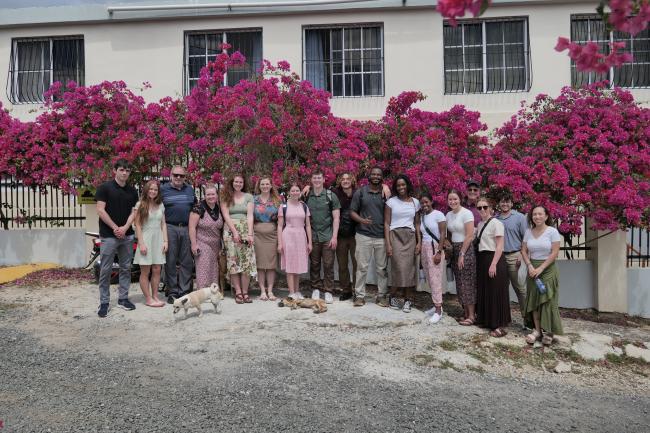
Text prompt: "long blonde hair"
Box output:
[[136, 180, 162, 226], [254, 176, 281, 205]]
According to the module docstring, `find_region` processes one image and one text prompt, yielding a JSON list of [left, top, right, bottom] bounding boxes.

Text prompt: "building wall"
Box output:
[[1, 3, 649, 128]]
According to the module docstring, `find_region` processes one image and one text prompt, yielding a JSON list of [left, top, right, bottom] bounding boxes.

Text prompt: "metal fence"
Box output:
[[628, 227, 650, 267], [0, 178, 85, 229]]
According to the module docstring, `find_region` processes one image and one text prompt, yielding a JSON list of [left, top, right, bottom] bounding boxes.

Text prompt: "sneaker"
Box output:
[[339, 292, 353, 301], [118, 299, 136, 311], [389, 297, 403, 310], [376, 295, 390, 308], [97, 303, 109, 318], [429, 309, 443, 324], [167, 296, 175, 305], [324, 292, 334, 304], [311, 289, 321, 300], [353, 296, 366, 307], [402, 300, 412, 313], [424, 307, 437, 316], [295, 292, 305, 300]]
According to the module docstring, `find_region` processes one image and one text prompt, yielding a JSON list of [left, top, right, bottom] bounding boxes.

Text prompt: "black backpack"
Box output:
[[281, 201, 309, 229]]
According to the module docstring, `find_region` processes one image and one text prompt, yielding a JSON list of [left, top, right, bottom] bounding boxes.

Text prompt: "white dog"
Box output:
[[172, 283, 223, 318]]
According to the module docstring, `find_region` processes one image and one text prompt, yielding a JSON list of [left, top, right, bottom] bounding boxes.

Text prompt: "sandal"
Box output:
[[525, 329, 542, 344], [541, 334, 554, 346], [268, 292, 277, 301], [459, 318, 475, 326], [259, 292, 269, 301], [489, 328, 507, 338], [235, 293, 244, 304], [243, 294, 253, 304]]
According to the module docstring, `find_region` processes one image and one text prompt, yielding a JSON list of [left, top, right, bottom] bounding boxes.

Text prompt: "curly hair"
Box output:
[[336, 172, 357, 188], [391, 174, 415, 198], [220, 174, 249, 207], [136, 180, 162, 226]]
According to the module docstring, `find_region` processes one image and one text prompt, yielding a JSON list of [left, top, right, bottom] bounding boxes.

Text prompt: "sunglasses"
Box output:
[[477, 205, 490, 210], [172, 173, 186, 178]]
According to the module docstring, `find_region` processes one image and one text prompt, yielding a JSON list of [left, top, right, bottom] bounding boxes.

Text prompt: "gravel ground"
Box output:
[[0, 280, 648, 433]]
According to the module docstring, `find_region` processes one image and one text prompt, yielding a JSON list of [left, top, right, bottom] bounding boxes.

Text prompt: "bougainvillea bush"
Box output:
[[0, 51, 648, 233], [184, 52, 370, 187], [487, 84, 650, 233], [370, 91, 489, 210]]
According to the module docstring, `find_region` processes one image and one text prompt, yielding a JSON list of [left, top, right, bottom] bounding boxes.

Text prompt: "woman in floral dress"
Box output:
[[189, 184, 223, 290]]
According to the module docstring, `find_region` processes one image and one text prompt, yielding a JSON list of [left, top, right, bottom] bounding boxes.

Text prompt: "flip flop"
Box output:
[[459, 318, 475, 326], [259, 294, 269, 301], [268, 293, 277, 301]]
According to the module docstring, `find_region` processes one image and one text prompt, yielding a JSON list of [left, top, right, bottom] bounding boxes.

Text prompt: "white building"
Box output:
[[1, 0, 649, 128]]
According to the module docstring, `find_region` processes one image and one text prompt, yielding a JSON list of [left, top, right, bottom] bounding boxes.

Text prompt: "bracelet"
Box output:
[[460, 251, 465, 257]]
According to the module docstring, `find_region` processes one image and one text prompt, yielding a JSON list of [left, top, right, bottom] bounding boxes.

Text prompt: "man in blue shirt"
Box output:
[[161, 166, 197, 303], [496, 193, 529, 319]]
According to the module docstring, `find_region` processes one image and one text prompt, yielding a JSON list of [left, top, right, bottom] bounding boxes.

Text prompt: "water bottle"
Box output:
[[535, 278, 547, 295]]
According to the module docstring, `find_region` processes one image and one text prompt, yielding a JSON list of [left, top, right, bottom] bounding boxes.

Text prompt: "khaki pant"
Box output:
[[310, 241, 335, 292], [336, 236, 357, 293], [505, 251, 526, 316], [354, 233, 388, 298]]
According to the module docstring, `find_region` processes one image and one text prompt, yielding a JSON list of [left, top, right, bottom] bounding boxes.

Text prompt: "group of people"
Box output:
[[95, 160, 564, 346]]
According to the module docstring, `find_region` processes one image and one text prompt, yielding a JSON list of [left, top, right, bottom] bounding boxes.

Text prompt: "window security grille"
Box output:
[[303, 25, 384, 97], [443, 18, 531, 94], [184, 29, 262, 94], [571, 15, 650, 88], [6, 36, 84, 104]]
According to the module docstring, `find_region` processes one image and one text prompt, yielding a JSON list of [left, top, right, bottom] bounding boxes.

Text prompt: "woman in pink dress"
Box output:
[[277, 183, 312, 299]]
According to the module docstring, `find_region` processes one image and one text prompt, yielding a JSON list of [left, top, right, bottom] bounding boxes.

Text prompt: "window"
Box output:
[[184, 29, 262, 93], [7, 36, 84, 104], [443, 18, 531, 94], [571, 15, 650, 88], [303, 25, 384, 97]]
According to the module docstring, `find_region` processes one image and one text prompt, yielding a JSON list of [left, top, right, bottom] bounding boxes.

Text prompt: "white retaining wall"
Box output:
[[0, 229, 87, 268]]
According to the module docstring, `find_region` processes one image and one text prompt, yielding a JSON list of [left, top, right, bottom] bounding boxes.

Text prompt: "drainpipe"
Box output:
[[108, 0, 390, 14]]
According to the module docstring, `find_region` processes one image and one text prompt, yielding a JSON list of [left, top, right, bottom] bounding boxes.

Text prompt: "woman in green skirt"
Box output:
[[521, 205, 563, 345]]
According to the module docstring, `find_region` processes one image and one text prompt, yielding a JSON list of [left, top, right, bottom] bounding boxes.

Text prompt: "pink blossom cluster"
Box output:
[[555, 38, 632, 74], [609, 0, 650, 36], [437, 0, 491, 25]]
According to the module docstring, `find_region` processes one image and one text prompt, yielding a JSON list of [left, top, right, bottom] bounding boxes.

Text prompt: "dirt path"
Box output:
[[0, 280, 648, 432]]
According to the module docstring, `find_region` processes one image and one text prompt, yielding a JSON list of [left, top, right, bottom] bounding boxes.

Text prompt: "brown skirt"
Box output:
[[253, 222, 278, 270], [390, 227, 417, 287], [450, 242, 477, 306], [476, 250, 511, 329]]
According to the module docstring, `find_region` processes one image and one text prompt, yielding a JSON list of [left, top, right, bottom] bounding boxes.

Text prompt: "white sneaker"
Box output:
[[296, 292, 305, 300], [324, 292, 333, 304], [424, 307, 437, 316], [429, 309, 443, 324], [311, 289, 321, 300]]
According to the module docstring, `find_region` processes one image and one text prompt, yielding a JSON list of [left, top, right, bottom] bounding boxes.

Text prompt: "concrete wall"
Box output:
[[0, 229, 87, 268], [627, 268, 650, 319], [1, 2, 649, 128]]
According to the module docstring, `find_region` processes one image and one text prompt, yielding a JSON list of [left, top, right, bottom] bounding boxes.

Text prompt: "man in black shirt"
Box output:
[[94, 159, 139, 317]]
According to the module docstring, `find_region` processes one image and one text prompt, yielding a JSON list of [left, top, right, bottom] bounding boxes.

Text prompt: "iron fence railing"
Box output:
[[628, 227, 650, 267]]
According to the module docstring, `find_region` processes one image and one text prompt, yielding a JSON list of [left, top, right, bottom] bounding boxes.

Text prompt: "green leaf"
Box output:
[[480, 0, 490, 16]]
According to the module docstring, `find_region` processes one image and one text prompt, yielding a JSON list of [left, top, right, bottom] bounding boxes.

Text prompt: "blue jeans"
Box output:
[[98, 235, 134, 305]]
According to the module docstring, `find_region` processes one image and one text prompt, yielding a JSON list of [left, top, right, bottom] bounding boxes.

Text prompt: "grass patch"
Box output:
[[0, 302, 23, 313], [467, 365, 486, 374], [411, 354, 436, 366], [438, 340, 459, 351], [468, 350, 490, 364], [439, 360, 456, 370]]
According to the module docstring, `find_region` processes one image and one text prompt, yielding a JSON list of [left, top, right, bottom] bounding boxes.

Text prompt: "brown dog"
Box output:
[[278, 297, 328, 314]]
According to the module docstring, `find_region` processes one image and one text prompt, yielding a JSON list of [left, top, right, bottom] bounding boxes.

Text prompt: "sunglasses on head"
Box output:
[[172, 173, 186, 178], [477, 205, 490, 210]]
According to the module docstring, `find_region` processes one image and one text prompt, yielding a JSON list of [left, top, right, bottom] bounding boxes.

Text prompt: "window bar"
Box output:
[[360, 27, 364, 96], [461, 24, 466, 94], [342, 28, 346, 97], [329, 29, 334, 94], [524, 20, 530, 91], [222, 32, 228, 86], [609, 26, 615, 86], [482, 23, 488, 93]]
